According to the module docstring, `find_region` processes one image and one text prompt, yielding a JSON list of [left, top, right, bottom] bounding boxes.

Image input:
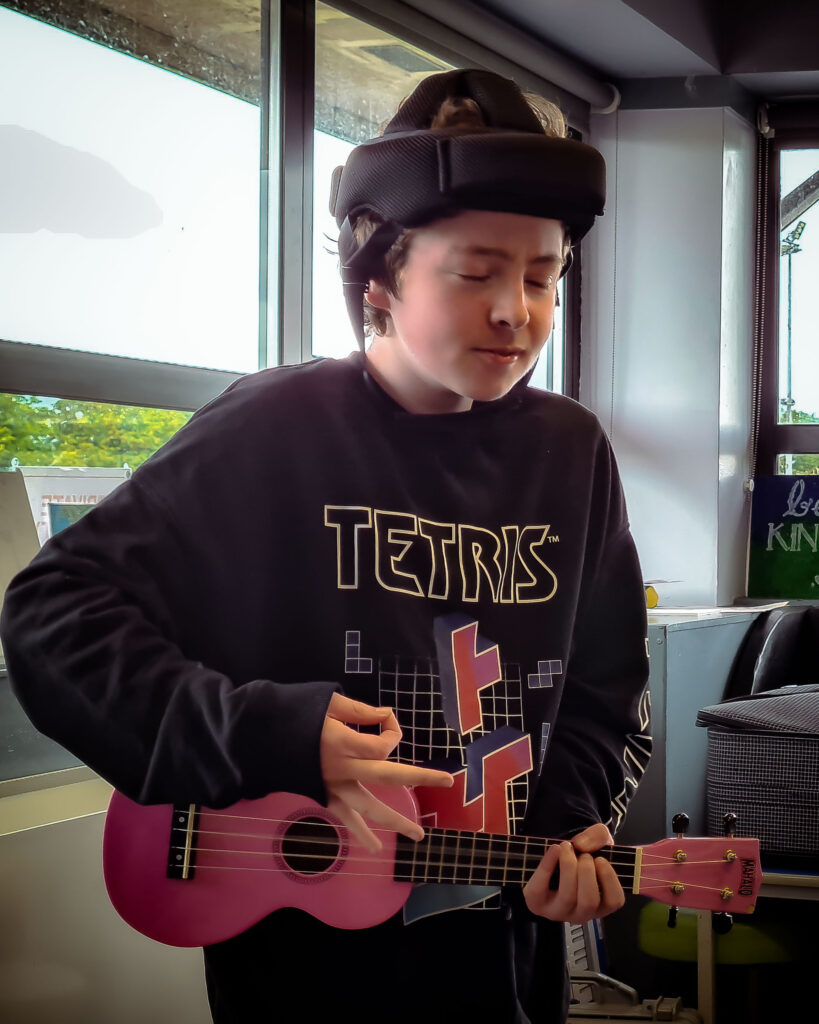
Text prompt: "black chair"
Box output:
[[724, 605, 819, 698]]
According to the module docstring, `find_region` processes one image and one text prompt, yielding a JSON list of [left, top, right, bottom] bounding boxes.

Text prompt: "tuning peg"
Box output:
[[723, 813, 738, 837], [712, 912, 734, 934], [672, 813, 689, 837], [667, 906, 678, 929]]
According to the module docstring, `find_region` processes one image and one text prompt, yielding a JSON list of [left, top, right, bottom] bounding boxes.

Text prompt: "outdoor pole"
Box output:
[[787, 250, 793, 471]]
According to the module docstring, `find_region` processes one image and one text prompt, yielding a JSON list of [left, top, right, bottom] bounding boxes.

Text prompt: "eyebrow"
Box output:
[[451, 245, 564, 266]]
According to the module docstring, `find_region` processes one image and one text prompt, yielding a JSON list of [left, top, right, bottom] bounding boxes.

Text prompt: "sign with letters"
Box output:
[[748, 476, 819, 598]]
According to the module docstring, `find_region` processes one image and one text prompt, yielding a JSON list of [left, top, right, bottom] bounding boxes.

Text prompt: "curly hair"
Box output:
[[355, 91, 569, 337]]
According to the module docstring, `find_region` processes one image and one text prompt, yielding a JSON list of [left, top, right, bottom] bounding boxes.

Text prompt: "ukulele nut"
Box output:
[[670, 882, 685, 896], [724, 849, 737, 862], [720, 887, 734, 901], [673, 849, 687, 863]]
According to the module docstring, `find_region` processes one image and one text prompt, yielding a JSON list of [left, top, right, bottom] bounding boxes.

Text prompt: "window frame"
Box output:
[[757, 131, 819, 475]]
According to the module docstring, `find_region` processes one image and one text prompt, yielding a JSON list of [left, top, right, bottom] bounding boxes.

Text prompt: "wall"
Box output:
[[0, 779, 211, 1024], [582, 106, 755, 607]]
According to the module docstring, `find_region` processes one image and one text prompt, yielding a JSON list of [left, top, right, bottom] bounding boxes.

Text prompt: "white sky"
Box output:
[[778, 149, 819, 418], [312, 131, 358, 358], [0, 7, 260, 374]]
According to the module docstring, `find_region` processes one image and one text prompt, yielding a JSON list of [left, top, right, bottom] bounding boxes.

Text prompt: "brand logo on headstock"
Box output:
[[738, 858, 756, 896]]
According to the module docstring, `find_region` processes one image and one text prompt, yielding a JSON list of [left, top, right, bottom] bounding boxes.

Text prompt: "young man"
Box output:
[[1, 70, 650, 1022]]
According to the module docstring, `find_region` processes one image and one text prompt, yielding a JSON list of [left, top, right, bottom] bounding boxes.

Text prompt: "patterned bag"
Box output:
[[697, 685, 819, 868]]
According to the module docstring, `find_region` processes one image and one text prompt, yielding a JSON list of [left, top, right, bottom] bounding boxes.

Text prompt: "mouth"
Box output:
[[473, 347, 526, 365]]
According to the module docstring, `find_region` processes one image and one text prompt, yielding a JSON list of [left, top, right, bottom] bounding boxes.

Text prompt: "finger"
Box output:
[[594, 857, 626, 917], [571, 852, 604, 921], [327, 693, 397, 730], [571, 823, 615, 854], [326, 792, 382, 852], [377, 708, 403, 747], [523, 840, 561, 904], [524, 841, 572, 918], [331, 780, 424, 843], [342, 759, 454, 789], [329, 719, 401, 760]]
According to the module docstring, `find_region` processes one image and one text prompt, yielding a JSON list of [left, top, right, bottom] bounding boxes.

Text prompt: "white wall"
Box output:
[[0, 781, 211, 1024], [582, 107, 755, 607]]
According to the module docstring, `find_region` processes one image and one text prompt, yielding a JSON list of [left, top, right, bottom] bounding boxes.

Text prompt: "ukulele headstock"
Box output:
[[637, 835, 761, 914]]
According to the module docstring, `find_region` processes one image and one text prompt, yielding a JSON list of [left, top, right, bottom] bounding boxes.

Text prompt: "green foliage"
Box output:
[[778, 454, 819, 474], [0, 394, 191, 472], [777, 407, 819, 474]]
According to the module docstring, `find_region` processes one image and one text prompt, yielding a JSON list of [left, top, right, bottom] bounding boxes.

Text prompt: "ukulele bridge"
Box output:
[[167, 804, 199, 880]]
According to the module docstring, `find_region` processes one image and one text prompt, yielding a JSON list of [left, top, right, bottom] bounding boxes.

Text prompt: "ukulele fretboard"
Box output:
[[393, 828, 636, 889]]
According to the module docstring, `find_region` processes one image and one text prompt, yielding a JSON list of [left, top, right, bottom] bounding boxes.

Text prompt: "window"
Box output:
[[756, 107, 819, 475], [0, 393, 190, 473], [312, 3, 455, 359], [0, 0, 264, 404]]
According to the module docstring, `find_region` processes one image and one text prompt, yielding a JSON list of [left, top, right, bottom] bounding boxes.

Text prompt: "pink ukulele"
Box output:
[[103, 786, 761, 947]]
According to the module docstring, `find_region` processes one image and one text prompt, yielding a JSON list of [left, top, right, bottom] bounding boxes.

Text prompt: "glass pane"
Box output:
[[778, 149, 819, 425], [0, 5, 262, 373], [312, 2, 455, 359], [527, 279, 565, 395], [1, 392, 191, 472], [0, 390, 191, 779], [777, 453, 819, 475]]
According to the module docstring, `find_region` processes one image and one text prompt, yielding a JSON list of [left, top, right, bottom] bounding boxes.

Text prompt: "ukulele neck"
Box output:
[[393, 828, 640, 891]]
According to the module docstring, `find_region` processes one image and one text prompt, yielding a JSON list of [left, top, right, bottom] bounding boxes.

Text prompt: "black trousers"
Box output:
[[203, 901, 568, 1023]]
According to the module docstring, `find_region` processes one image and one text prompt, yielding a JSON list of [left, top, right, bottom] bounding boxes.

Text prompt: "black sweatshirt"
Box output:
[[1, 354, 650, 1023]]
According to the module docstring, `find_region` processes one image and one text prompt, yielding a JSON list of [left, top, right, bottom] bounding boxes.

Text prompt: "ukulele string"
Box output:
[[637, 876, 734, 894], [182, 813, 740, 875], [166, 844, 733, 897], [186, 826, 648, 871], [169, 836, 664, 887], [194, 810, 646, 855], [170, 849, 638, 887], [184, 825, 724, 874]]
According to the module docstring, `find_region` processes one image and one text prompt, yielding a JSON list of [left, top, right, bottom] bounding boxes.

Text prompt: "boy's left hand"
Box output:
[[522, 823, 624, 924]]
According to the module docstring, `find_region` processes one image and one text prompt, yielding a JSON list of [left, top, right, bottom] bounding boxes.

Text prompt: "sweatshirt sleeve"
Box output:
[[0, 472, 338, 808], [528, 438, 651, 840]]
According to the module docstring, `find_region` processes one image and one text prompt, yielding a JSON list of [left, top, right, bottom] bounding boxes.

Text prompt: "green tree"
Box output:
[[777, 407, 819, 474], [0, 394, 191, 472]]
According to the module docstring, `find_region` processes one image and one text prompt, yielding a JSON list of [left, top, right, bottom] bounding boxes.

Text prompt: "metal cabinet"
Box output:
[[618, 611, 760, 844]]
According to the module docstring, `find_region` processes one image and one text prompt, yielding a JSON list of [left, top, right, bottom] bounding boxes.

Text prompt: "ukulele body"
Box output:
[[103, 787, 416, 947]]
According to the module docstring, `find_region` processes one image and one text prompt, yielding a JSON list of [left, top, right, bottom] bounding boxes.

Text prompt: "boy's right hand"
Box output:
[[320, 692, 453, 853]]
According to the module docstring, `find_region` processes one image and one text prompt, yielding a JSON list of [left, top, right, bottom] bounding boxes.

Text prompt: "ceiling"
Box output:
[[469, 0, 819, 101]]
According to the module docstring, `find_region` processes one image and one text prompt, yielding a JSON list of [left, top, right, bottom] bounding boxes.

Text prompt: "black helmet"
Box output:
[[329, 69, 606, 347]]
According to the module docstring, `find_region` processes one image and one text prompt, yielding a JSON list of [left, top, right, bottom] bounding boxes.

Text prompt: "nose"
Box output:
[[490, 279, 529, 331]]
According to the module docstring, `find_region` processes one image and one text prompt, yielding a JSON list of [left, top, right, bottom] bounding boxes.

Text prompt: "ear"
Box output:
[[365, 279, 392, 311]]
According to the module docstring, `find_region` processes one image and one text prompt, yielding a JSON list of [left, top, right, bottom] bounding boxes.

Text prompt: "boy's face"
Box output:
[[365, 210, 565, 414]]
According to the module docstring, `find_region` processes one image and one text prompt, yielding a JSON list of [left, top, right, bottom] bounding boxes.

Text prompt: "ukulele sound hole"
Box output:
[[281, 816, 340, 875]]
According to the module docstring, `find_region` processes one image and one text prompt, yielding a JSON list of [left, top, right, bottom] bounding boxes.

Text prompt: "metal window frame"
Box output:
[[0, 339, 241, 411], [757, 133, 819, 475]]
